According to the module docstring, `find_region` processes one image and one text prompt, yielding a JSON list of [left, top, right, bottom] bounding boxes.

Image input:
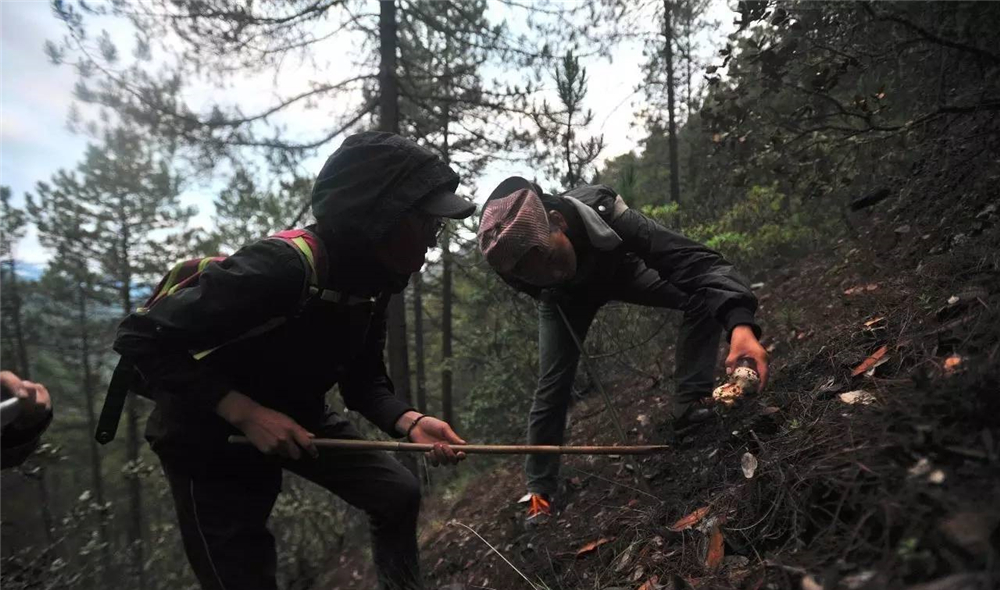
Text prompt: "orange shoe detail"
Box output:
[[526, 494, 551, 519]]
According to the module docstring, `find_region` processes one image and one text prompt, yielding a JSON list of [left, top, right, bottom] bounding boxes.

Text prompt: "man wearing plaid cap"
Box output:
[[478, 176, 768, 524]]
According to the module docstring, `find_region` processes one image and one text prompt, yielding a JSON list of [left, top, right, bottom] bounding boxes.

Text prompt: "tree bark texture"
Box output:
[[664, 0, 681, 204]]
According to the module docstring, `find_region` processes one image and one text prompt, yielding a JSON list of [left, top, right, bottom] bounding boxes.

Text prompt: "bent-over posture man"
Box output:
[[114, 132, 473, 589], [477, 177, 769, 523]]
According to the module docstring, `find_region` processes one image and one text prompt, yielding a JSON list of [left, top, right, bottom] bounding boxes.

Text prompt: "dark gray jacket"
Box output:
[[492, 181, 761, 338]]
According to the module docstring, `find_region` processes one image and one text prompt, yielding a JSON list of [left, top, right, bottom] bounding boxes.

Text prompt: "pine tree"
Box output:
[[209, 169, 311, 253], [395, 0, 517, 429], [1, 187, 33, 378], [27, 176, 118, 581], [48, 0, 564, 175], [530, 50, 605, 190], [29, 124, 194, 586]]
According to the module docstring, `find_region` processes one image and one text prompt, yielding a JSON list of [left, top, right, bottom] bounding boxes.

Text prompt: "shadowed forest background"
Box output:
[[2, 1, 998, 588]]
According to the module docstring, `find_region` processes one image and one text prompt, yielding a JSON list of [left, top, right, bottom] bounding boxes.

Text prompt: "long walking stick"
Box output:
[[229, 436, 668, 455]]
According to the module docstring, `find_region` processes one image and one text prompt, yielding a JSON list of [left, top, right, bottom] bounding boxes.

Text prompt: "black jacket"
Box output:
[[1, 386, 52, 469], [491, 181, 761, 338], [113, 132, 460, 460]]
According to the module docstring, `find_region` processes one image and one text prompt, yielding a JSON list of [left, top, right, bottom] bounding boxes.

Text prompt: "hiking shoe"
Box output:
[[668, 402, 715, 442], [518, 492, 552, 527]]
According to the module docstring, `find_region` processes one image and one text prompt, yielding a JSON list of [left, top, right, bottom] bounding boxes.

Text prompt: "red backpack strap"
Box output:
[[269, 229, 328, 292], [138, 256, 226, 313]]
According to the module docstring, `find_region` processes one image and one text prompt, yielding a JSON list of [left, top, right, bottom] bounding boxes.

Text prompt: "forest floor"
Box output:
[[329, 168, 1000, 589]]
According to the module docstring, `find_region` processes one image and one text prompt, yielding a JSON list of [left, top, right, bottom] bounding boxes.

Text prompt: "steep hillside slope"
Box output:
[[333, 155, 999, 590]]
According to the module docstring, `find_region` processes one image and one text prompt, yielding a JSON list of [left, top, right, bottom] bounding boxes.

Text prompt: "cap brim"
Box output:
[[417, 190, 476, 219]]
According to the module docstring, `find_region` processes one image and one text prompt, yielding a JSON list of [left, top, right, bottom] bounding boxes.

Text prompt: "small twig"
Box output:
[[450, 521, 539, 590], [563, 464, 660, 501]]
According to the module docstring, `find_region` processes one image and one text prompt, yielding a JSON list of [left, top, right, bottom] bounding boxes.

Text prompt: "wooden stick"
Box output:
[[228, 436, 668, 455]]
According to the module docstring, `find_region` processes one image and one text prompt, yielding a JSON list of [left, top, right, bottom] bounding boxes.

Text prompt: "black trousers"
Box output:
[[160, 413, 422, 590], [526, 259, 722, 497]]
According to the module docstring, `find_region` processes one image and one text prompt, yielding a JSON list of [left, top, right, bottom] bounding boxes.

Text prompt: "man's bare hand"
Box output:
[[216, 391, 317, 460], [726, 325, 770, 390], [1, 371, 52, 429], [397, 412, 466, 466]]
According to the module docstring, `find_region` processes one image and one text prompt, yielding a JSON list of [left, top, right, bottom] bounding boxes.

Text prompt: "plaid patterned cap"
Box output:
[[478, 184, 552, 273]]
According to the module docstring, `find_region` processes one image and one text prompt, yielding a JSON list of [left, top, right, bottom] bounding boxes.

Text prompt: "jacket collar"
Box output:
[[563, 196, 622, 251]]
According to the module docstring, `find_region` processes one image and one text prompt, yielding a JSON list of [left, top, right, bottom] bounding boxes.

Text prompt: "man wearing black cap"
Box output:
[[113, 132, 474, 590]]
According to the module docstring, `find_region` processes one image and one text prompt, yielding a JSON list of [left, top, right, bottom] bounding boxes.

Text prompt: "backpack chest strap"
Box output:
[[311, 287, 378, 305]]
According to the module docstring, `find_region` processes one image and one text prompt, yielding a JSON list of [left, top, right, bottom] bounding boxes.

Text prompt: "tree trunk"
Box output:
[[412, 272, 427, 414], [379, 0, 418, 479], [381, 0, 411, 404], [440, 230, 455, 427], [379, 0, 400, 133], [664, 0, 681, 204], [685, 1, 693, 111], [78, 282, 113, 578], [439, 104, 456, 430]]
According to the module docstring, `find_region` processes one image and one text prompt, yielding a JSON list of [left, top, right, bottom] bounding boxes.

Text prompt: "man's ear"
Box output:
[[548, 210, 568, 232]]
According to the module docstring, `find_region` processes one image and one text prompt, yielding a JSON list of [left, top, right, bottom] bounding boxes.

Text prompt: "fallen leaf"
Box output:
[[863, 316, 885, 328], [801, 575, 823, 590], [816, 376, 839, 394], [944, 355, 963, 373], [741, 452, 758, 478], [842, 571, 876, 589], [669, 506, 711, 532], [575, 537, 612, 557], [908, 457, 932, 477], [696, 514, 723, 535], [637, 575, 659, 590], [761, 406, 781, 416], [636, 414, 650, 426], [614, 542, 636, 573], [706, 526, 725, 571], [947, 295, 960, 305], [844, 283, 880, 296], [839, 390, 877, 405], [865, 354, 890, 377], [851, 345, 888, 376]]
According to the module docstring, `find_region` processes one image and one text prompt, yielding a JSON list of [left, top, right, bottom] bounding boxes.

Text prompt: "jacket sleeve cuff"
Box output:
[[724, 308, 762, 342], [201, 377, 232, 414], [1, 411, 52, 469], [374, 401, 417, 439]]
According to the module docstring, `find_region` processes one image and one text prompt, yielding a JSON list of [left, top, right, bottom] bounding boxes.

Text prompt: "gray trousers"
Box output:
[[526, 262, 722, 497]]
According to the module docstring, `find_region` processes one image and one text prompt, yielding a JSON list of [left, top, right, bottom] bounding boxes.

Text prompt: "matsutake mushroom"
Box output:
[[712, 366, 761, 406]]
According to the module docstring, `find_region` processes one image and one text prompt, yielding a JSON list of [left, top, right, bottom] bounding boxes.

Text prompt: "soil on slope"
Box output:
[[328, 150, 1000, 590]]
